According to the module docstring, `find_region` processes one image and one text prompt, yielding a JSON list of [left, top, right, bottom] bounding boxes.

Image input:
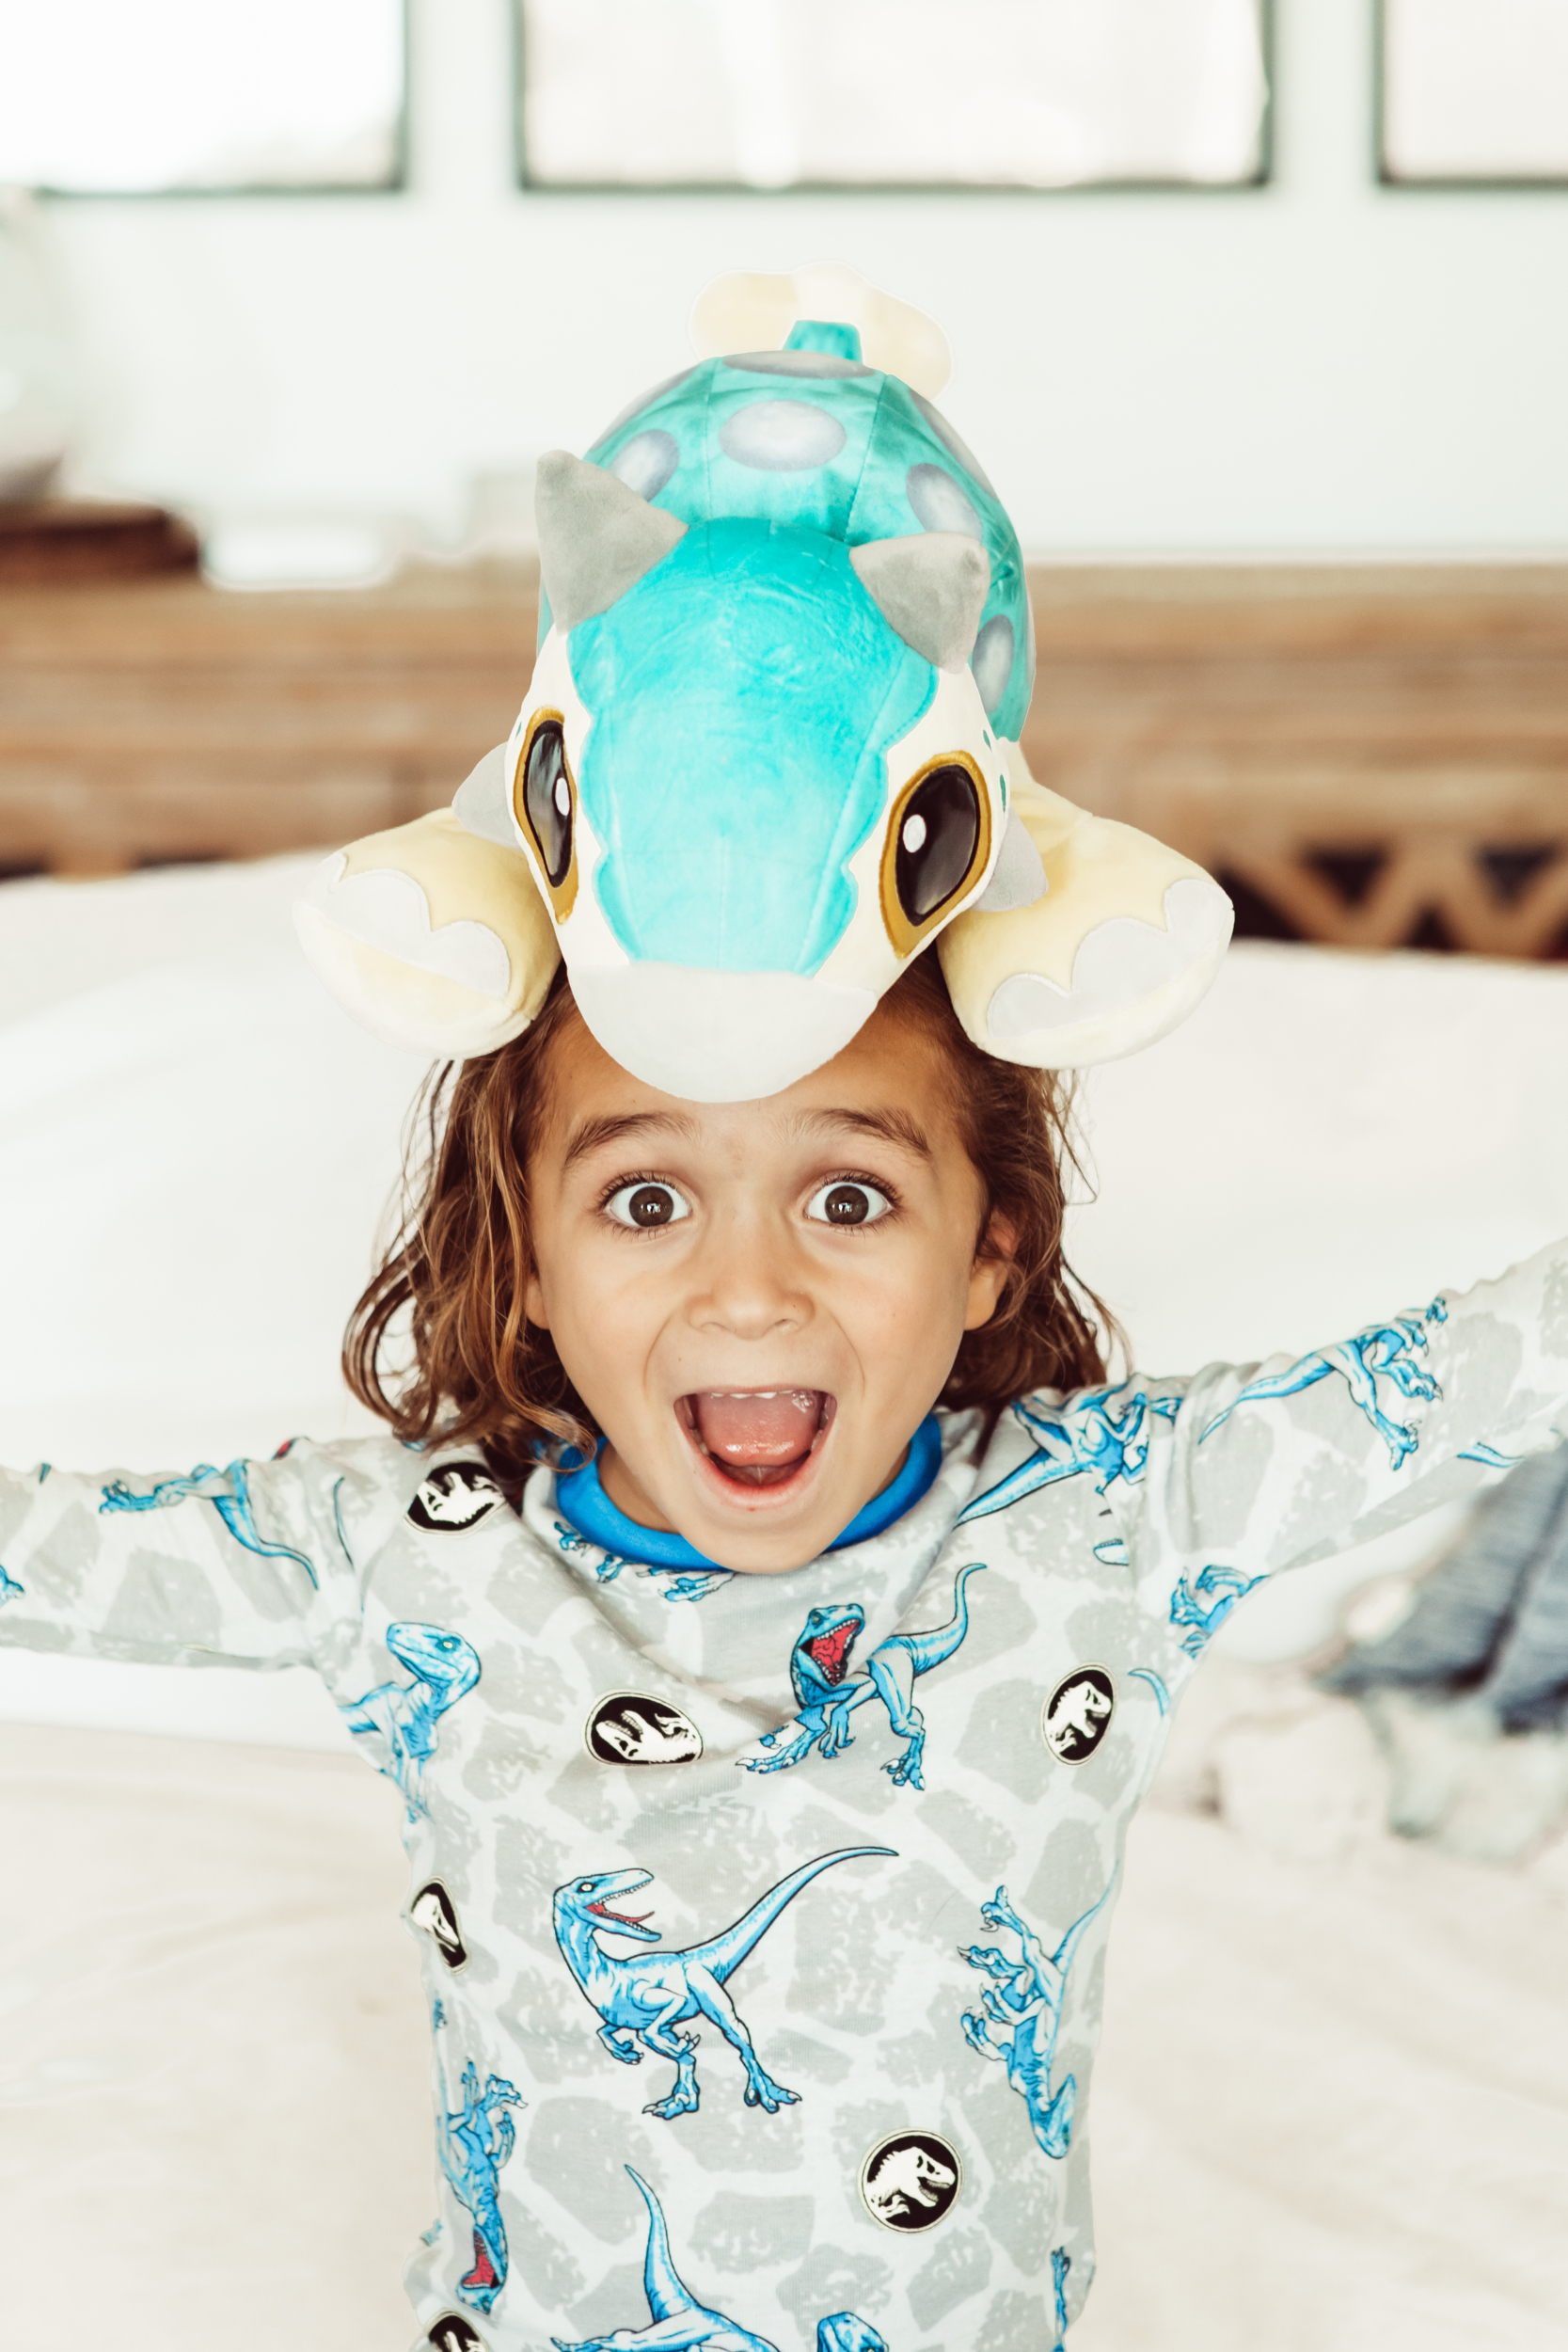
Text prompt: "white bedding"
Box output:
[[2, 860, 1566, 2346]]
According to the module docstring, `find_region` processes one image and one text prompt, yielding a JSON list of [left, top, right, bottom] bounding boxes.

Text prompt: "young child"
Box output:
[[4, 281, 1566, 2352]]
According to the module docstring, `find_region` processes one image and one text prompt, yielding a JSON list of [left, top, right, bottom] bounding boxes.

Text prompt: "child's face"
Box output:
[[524, 1003, 1012, 1572]]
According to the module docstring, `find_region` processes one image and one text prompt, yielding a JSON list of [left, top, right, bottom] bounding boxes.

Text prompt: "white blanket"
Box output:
[[2, 860, 1567, 2346]]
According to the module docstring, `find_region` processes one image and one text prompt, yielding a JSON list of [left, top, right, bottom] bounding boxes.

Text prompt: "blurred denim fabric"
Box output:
[[1323, 1446, 1568, 1732]]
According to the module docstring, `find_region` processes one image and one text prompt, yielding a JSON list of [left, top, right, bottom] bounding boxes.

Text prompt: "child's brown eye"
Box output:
[[605, 1181, 690, 1230], [806, 1181, 891, 1228]]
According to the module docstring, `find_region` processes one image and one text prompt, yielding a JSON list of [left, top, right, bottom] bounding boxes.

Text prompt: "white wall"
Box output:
[[42, 0, 1568, 555]]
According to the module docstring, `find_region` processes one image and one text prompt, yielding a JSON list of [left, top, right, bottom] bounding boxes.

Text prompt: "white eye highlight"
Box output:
[[805, 1180, 893, 1229], [605, 1181, 690, 1231], [901, 812, 927, 853]]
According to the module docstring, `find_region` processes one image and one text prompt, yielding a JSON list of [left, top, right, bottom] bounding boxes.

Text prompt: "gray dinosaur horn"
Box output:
[[849, 532, 991, 672], [535, 450, 687, 633]]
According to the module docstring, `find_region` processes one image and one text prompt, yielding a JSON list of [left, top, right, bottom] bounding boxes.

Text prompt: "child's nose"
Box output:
[[687, 1216, 810, 1340]]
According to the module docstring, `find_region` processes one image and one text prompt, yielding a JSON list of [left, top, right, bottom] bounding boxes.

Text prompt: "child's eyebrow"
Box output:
[[789, 1108, 934, 1160], [562, 1111, 703, 1170]]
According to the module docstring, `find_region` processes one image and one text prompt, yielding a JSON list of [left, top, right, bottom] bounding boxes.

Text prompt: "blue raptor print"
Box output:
[[339, 1620, 482, 1818], [553, 2168, 886, 2352], [437, 2057, 525, 2314], [553, 1848, 892, 2120], [99, 1457, 317, 1585], [960, 1390, 1180, 1525], [0, 1565, 22, 1605], [743, 1561, 986, 1790], [958, 1875, 1117, 2160], [1199, 1300, 1449, 1470], [1051, 2249, 1071, 2352], [1169, 1564, 1264, 1656]]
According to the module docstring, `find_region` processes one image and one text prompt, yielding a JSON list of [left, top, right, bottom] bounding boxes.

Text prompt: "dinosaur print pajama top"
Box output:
[[3, 1243, 1567, 2352]]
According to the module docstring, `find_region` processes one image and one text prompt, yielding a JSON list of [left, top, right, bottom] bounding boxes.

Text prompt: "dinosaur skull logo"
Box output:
[[859, 2130, 961, 2232], [408, 1462, 508, 1535], [1042, 1665, 1116, 1765], [427, 2316, 485, 2352], [410, 1878, 468, 1970], [585, 1692, 704, 1766]]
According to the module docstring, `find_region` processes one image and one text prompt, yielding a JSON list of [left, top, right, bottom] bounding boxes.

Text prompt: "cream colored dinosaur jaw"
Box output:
[[293, 805, 560, 1061], [937, 753, 1234, 1070], [293, 759, 1231, 1078]]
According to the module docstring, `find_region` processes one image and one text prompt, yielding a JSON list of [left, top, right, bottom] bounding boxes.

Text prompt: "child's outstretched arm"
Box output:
[[0, 1440, 374, 1684], [966, 1239, 1568, 1682], [1126, 1237, 1568, 1666]]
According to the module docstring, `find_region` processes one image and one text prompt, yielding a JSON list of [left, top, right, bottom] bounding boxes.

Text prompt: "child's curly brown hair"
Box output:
[[344, 953, 1115, 1486]]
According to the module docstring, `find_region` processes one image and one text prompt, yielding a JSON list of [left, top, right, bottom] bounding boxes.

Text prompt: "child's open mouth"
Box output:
[[675, 1390, 835, 1488]]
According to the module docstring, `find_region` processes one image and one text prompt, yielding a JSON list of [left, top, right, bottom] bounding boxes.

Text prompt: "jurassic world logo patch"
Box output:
[[584, 1692, 704, 1766], [1042, 1664, 1116, 1764], [859, 2130, 962, 2232], [426, 2314, 485, 2352], [407, 1461, 508, 1535], [409, 1878, 468, 1970]]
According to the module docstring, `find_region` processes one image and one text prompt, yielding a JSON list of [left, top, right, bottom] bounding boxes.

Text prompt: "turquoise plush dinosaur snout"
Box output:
[[569, 519, 936, 975]]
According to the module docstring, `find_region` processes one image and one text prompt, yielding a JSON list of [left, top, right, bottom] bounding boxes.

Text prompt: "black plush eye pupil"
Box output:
[[524, 721, 573, 886], [824, 1185, 868, 1224], [628, 1185, 673, 1226], [895, 764, 981, 925]]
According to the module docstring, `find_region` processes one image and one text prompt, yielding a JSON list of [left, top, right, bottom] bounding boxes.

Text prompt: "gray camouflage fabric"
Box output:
[[3, 1243, 1567, 2352]]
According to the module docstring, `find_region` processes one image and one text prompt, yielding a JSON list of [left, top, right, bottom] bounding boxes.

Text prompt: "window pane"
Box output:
[[518, 0, 1270, 190], [0, 0, 404, 193], [1383, 0, 1568, 182]]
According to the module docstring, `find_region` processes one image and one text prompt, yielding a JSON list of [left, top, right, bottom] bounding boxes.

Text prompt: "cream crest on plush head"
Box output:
[[295, 265, 1232, 1098]]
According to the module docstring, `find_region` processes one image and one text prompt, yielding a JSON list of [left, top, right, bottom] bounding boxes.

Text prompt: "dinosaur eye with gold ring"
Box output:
[[515, 710, 578, 920], [879, 754, 990, 960]]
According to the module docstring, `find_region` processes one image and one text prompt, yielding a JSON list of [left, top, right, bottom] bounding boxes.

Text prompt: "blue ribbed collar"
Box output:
[[554, 1414, 944, 1571]]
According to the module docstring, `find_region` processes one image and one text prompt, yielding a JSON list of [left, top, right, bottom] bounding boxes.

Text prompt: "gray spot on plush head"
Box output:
[[906, 463, 984, 542], [720, 398, 847, 472], [534, 450, 687, 633], [451, 743, 515, 848], [608, 427, 679, 501], [723, 348, 874, 379], [969, 614, 1015, 716], [850, 533, 990, 673], [910, 389, 998, 498], [588, 365, 699, 450]]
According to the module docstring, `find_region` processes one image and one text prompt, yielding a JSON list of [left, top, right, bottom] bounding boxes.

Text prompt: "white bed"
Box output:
[[1, 860, 1566, 2349]]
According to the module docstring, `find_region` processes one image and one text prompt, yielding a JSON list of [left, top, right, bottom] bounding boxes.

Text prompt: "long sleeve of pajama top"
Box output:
[[4, 1243, 1568, 2352]]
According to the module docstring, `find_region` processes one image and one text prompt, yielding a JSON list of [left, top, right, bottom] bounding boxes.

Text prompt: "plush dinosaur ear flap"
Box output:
[[293, 775, 561, 1058], [938, 758, 1234, 1068], [536, 449, 687, 631], [849, 532, 990, 671]]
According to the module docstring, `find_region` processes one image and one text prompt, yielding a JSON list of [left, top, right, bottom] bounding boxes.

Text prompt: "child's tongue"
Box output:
[[690, 1389, 824, 1486]]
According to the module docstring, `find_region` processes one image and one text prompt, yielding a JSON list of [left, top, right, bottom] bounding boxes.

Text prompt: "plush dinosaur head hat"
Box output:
[[296, 267, 1231, 1100]]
